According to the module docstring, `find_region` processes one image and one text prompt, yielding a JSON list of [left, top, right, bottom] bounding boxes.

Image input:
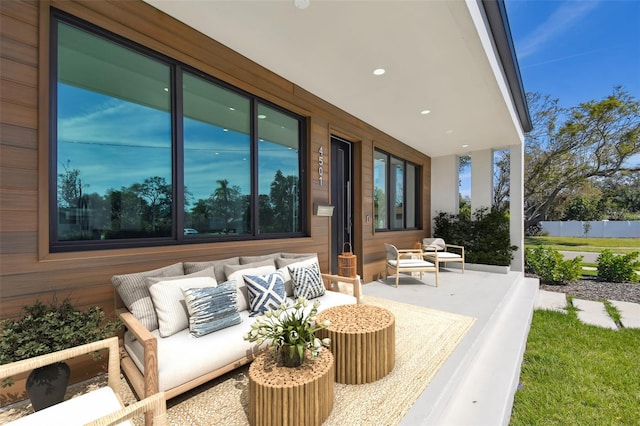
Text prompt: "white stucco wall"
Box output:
[[509, 144, 524, 271], [471, 149, 493, 212], [431, 155, 459, 233], [540, 221, 640, 238]]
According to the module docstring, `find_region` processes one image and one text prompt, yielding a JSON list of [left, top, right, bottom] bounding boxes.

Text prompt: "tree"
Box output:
[[524, 87, 640, 231], [269, 170, 299, 233], [493, 150, 510, 211], [57, 160, 88, 209], [129, 176, 172, 233], [210, 179, 243, 231]]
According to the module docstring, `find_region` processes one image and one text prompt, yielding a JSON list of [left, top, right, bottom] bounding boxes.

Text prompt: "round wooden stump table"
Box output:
[[317, 304, 395, 384], [248, 349, 334, 426]]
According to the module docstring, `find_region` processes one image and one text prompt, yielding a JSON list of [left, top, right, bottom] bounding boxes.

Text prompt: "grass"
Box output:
[[603, 300, 622, 326], [510, 309, 640, 425], [525, 236, 640, 254]]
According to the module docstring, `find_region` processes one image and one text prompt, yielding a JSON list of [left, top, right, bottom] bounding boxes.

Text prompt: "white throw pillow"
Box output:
[[148, 274, 217, 337]]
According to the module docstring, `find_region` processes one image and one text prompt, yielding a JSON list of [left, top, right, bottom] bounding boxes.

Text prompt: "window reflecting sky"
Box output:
[[58, 84, 299, 203]]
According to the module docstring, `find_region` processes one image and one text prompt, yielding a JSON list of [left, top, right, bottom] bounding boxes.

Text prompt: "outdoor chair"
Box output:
[[0, 337, 167, 426], [384, 243, 438, 287], [422, 238, 465, 273]]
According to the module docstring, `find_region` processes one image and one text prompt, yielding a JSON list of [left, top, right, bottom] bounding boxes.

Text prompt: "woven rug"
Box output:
[[0, 296, 475, 425]]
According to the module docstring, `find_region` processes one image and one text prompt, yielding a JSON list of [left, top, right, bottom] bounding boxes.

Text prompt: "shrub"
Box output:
[[525, 246, 583, 285], [596, 250, 640, 283], [433, 207, 517, 266]]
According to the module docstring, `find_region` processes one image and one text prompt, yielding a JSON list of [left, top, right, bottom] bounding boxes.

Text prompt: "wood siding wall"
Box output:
[[0, 0, 431, 321]]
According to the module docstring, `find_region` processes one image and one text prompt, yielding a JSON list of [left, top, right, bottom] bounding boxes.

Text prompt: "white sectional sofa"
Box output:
[[112, 252, 361, 401]]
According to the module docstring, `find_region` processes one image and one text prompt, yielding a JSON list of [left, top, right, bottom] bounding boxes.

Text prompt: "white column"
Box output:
[[471, 149, 493, 212], [509, 144, 524, 271], [431, 155, 459, 235]]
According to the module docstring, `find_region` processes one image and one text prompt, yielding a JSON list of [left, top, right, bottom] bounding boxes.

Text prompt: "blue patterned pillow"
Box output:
[[289, 262, 325, 299], [243, 270, 286, 315], [182, 282, 241, 337]]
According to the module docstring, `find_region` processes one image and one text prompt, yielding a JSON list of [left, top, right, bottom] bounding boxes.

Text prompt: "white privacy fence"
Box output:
[[539, 221, 640, 238]]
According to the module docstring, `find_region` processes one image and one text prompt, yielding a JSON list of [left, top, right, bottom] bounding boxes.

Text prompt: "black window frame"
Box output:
[[373, 148, 422, 231], [49, 9, 307, 253]]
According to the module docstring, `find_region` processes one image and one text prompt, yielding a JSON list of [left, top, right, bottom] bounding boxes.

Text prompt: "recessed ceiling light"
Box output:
[[229, 107, 235, 111], [163, 87, 169, 92], [446, 130, 454, 134], [462, 144, 469, 148], [223, 128, 228, 132], [258, 114, 267, 119], [420, 110, 431, 115], [373, 68, 386, 76]]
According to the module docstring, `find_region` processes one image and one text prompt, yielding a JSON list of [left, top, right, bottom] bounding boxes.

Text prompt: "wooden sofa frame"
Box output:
[[116, 273, 362, 401]]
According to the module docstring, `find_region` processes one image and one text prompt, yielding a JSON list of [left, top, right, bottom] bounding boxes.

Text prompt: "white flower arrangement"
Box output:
[[243, 297, 331, 360]]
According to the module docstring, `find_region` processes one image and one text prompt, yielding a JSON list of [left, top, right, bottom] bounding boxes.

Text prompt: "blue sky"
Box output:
[[461, 0, 640, 198], [506, 0, 640, 109]]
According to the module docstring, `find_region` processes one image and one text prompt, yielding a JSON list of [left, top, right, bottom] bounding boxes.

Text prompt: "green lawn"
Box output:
[[510, 309, 640, 425], [525, 236, 640, 254]]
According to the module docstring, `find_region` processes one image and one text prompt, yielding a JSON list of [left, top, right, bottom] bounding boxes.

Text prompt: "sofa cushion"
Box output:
[[123, 289, 357, 392], [243, 270, 287, 314], [276, 256, 319, 296], [124, 309, 263, 392], [184, 257, 240, 283], [148, 269, 217, 337], [280, 252, 318, 259], [112, 263, 184, 331], [224, 263, 277, 311], [5, 387, 131, 426], [240, 253, 281, 264], [182, 282, 242, 337], [289, 261, 326, 300], [224, 259, 276, 276]]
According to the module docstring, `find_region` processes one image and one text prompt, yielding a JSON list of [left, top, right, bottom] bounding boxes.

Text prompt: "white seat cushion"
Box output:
[[6, 387, 130, 426], [388, 259, 434, 267], [425, 252, 462, 259]]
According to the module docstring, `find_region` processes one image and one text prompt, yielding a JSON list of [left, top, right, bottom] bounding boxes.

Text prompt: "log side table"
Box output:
[[248, 349, 334, 426], [317, 304, 395, 384]]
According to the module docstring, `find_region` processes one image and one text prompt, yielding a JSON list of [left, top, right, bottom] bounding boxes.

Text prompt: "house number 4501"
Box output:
[[318, 146, 324, 186]]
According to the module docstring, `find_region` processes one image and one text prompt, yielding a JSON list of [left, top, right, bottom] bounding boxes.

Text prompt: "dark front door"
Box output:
[[330, 136, 353, 274]]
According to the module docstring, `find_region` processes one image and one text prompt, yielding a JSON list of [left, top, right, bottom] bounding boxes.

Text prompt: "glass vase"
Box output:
[[279, 344, 305, 368]]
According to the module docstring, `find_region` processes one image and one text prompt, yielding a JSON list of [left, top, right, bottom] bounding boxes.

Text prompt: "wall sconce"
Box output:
[[314, 204, 334, 217]]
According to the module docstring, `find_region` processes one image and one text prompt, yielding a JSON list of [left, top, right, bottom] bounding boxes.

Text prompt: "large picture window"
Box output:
[[374, 149, 421, 231], [50, 11, 305, 251]]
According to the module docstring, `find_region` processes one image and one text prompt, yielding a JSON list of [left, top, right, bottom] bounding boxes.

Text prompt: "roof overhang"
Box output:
[[143, 0, 531, 158]]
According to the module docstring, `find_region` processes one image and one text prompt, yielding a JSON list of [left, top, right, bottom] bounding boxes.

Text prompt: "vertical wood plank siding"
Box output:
[[0, 0, 431, 320]]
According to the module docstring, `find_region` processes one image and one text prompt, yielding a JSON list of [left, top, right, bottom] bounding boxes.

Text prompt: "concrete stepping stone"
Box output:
[[609, 300, 640, 329], [534, 290, 567, 312], [572, 299, 617, 330]]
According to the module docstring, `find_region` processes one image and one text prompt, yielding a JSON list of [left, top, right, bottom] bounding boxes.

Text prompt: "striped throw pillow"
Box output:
[[182, 282, 241, 337]]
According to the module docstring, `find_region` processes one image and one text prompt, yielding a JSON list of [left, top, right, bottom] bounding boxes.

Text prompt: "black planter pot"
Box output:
[[25, 362, 70, 411]]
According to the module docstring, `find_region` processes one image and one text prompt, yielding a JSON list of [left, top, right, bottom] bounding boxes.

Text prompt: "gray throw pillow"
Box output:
[[184, 257, 240, 283], [112, 263, 184, 331], [240, 253, 281, 264]]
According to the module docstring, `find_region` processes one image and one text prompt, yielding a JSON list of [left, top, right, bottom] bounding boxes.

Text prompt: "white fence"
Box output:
[[539, 221, 640, 238]]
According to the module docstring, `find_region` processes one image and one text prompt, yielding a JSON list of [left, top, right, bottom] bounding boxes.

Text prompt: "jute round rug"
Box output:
[[0, 296, 475, 425]]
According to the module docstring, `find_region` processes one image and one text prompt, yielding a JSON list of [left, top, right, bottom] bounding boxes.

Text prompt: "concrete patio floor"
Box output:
[[362, 268, 539, 426]]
